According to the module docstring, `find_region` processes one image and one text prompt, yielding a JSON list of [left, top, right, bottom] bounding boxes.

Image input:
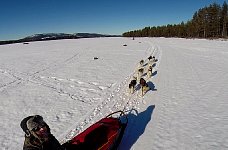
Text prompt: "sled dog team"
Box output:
[[129, 55, 157, 96]]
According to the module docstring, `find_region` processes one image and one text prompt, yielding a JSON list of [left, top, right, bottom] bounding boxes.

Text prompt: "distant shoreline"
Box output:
[[0, 33, 121, 45]]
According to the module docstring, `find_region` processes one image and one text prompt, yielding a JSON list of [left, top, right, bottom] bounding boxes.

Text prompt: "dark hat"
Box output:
[[20, 115, 45, 136], [26, 115, 45, 131]]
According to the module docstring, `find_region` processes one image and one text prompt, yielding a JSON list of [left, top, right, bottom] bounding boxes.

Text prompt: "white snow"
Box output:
[[0, 37, 228, 150]]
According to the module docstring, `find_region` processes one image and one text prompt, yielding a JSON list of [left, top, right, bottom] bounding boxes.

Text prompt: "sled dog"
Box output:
[[137, 68, 144, 80], [140, 78, 150, 96], [148, 56, 153, 61], [140, 59, 144, 65], [138, 60, 144, 68], [148, 56, 156, 65], [129, 76, 137, 94], [147, 65, 153, 78]]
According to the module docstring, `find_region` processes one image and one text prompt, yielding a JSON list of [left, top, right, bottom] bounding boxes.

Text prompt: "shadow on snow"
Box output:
[[118, 105, 155, 150], [147, 81, 157, 91]]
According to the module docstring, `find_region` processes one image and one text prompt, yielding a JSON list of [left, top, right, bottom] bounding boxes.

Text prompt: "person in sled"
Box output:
[[20, 115, 65, 150]]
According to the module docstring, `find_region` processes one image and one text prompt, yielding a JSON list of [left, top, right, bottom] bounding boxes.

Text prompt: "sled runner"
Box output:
[[64, 110, 128, 150]]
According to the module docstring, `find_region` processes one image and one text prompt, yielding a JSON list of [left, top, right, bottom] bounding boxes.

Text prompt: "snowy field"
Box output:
[[0, 37, 228, 150]]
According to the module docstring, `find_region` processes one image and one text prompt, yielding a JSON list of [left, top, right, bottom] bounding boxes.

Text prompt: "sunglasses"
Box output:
[[32, 123, 46, 132]]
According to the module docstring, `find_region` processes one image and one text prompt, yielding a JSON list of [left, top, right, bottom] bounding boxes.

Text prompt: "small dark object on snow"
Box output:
[[94, 57, 99, 60], [123, 44, 127, 46], [23, 42, 29, 44]]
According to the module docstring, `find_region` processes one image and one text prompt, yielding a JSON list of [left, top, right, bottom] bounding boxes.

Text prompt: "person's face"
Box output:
[[33, 124, 49, 138]]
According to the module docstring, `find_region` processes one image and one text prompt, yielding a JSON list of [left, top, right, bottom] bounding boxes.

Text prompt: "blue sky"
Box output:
[[0, 0, 227, 40]]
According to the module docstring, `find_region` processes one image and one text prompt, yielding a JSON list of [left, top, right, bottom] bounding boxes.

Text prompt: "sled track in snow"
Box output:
[[0, 53, 79, 93], [32, 53, 79, 75], [61, 40, 162, 143]]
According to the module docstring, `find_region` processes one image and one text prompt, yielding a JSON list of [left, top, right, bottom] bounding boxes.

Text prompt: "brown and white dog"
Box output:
[[147, 65, 153, 78], [129, 76, 137, 94], [137, 68, 144, 81], [138, 60, 144, 68], [140, 78, 150, 96], [140, 59, 144, 65]]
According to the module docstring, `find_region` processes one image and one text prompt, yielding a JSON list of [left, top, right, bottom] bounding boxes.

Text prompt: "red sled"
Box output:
[[64, 111, 128, 150]]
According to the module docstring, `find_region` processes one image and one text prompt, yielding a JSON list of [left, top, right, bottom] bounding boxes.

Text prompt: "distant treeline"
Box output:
[[123, 2, 228, 39]]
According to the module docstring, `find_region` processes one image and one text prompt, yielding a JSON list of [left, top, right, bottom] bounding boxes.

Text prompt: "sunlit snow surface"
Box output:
[[0, 37, 228, 150]]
